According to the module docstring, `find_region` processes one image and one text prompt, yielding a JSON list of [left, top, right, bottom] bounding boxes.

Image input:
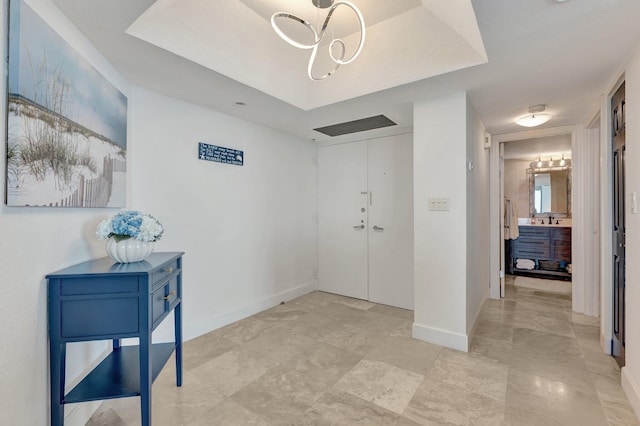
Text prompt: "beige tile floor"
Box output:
[[87, 280, 639, 425]]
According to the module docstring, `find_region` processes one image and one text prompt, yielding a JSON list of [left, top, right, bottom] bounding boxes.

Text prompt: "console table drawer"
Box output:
[[61, 297, 139, 338], [152, 260, 180, 287], [152, 277, 179, 326], [61, 276, 139, 296]]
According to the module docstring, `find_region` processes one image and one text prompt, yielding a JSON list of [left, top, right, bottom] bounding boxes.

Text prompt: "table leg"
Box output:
[[140, 331, 152, 426], [50, 341, 66, 426], [174, 302, 183, 387]]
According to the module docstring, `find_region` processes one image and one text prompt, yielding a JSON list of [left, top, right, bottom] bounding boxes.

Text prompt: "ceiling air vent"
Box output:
[[313, 114, 397, 137]]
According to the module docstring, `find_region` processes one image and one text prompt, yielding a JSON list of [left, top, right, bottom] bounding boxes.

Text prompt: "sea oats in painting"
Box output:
[[5, 0, 127, 207]]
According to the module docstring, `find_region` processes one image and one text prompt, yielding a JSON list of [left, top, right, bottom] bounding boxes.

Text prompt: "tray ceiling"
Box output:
[[125, 0, 487, 110]]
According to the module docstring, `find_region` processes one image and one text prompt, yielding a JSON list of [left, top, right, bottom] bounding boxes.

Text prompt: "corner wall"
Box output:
[[412, 93, 469, 351], [465, 99, 490, 335]]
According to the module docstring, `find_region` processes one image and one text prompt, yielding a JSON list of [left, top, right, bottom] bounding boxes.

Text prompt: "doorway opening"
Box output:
[[502, 135, 573, 297]]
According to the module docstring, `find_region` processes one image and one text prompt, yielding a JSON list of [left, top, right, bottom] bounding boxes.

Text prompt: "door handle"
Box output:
[[353, 225, 365, 230], [373, 225, 384, 231]]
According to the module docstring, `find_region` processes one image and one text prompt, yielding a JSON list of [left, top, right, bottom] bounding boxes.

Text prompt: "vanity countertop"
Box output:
[[518, 218, 572, 228]]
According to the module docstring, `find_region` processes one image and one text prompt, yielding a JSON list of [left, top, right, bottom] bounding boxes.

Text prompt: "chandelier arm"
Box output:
[[308, 42, 342, 81], [271, 12, 320, 49], [320, 1, 366, 65]]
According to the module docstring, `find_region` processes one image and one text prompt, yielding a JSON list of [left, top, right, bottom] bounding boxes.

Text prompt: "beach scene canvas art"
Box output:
[[5, 0, 127, 207]]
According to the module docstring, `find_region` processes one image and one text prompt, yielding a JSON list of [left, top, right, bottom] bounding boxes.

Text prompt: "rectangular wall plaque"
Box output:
[[198, 142, 244, 166]]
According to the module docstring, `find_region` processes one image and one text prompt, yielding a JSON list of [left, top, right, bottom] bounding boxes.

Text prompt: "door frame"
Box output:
[[586, 73, 624, 355], [489, 125, 577, 300]]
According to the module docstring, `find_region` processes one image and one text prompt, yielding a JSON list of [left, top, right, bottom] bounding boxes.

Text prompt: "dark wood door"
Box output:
[[612, 82, 626, 367]]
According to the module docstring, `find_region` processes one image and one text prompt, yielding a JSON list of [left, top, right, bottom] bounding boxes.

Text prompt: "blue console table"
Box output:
[[47, 252, 184, 426]]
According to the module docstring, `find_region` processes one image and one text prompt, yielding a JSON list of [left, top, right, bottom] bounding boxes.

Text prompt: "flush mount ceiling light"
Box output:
[[271, 0, 365, 81], [516, 104, 552, 127]]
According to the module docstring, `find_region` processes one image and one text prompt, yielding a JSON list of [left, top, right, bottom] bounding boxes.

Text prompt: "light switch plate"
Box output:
[[428, 197, 450, 211]]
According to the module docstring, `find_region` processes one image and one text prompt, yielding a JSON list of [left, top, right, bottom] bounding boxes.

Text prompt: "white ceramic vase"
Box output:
[[106, 237, 154, 263]]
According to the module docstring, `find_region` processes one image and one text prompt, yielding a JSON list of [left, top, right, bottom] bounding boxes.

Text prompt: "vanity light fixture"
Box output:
[[537, 156, 543, 168], [548, 156, 554, 167], [516, 105, 552, 127], [271, 0, 365, 81], [530, 158, 571, 172], [560, 154, 566, 167]]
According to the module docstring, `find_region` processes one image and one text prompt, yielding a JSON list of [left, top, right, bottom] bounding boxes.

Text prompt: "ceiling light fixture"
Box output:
[[516, 104, 552, 127], [271, 0, 365, 81]]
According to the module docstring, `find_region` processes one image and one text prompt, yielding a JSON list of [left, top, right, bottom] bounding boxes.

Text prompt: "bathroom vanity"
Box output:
[[510, 223, 572, 280]]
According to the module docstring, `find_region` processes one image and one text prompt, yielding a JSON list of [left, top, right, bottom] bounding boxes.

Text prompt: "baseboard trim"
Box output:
[[412, 322, 469, 352], [622, 366, 640, 420], [180, 280, 318, 342]]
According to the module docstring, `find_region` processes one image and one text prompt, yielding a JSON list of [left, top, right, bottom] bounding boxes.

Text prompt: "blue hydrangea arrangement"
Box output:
[[97, 210, 164, 242]]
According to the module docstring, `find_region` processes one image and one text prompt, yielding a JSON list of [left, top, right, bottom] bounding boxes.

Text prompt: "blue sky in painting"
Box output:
[[8, 0, 127, 148]]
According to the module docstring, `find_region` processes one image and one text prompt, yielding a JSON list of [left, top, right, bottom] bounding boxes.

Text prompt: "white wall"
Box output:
[[128, 87, 318, 342], [0, 2, 318, 425], [0, 0, 130, 424], [503, 159, 531, 222], [621, 39, 640, 418], [465, 99, 490, 335], [413, 92, 469, 351]]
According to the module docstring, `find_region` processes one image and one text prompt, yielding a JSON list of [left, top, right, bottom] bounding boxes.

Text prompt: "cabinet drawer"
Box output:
[[553, 228, 572, 242], [61, 297, 138, 338], [152, 260, 179, 287], [152, 277, 178, 326], [513, 239, 550, 258], [554, 241, 572, 261], [518, 226, 551, 238]]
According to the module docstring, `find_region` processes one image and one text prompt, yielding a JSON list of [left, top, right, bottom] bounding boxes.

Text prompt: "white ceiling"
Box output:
[[503, 135, 572, 161], [52, 0, 640, 143], [124, 0, 487, 110]]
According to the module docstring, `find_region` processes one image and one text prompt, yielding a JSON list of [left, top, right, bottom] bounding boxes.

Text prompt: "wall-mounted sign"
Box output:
[[198, 142, 243, 166]]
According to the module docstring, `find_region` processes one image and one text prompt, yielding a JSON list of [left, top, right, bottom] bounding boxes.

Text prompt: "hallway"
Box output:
[[88, 285, 638, 425]]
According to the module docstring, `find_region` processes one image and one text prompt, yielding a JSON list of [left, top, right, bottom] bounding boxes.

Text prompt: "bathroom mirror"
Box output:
[[528, 167, 571, 216]]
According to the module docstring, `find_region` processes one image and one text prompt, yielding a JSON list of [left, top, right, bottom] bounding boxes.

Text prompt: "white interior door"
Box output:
[[318, 141, 368, 300], [367, 135, 414, 309]]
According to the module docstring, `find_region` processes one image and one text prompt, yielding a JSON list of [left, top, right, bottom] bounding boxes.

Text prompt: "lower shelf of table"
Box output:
[[64, 342, 176, 404]]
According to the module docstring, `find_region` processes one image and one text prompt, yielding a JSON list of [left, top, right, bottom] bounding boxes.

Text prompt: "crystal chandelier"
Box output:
[[271, 0, 365, 81]]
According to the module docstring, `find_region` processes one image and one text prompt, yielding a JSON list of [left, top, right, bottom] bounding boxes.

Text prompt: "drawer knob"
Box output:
[[164, 290, 176, 301], [164, 267, 174, 274]]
